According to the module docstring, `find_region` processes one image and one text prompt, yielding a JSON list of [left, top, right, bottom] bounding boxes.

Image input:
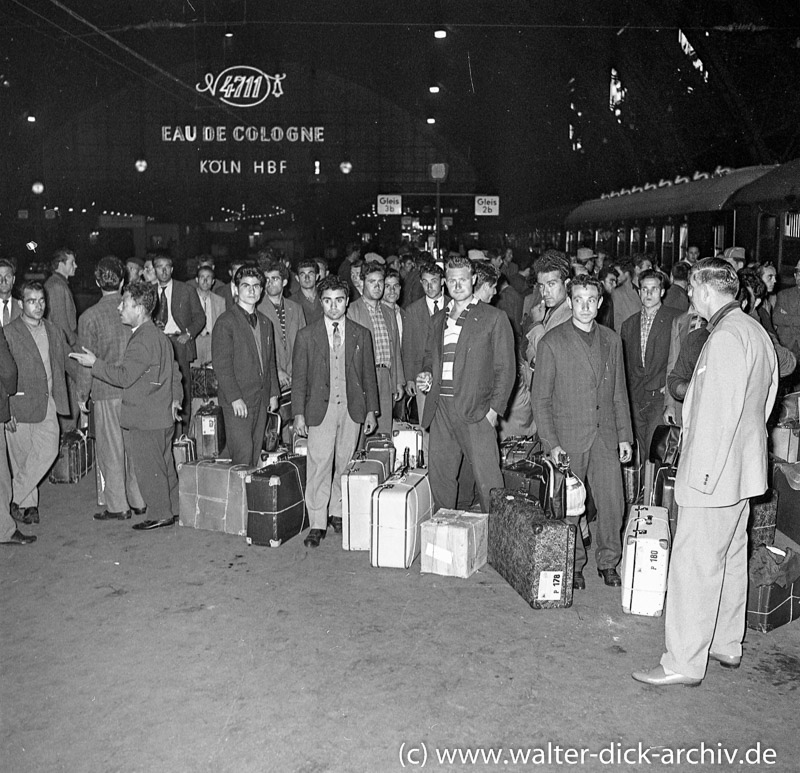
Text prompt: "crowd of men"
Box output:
[[0, 241, 789, 687]]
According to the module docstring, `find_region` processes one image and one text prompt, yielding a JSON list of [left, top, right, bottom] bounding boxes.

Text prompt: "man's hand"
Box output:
[[277, 369, 291, 390], [405, 379, 417, 397], [663, 406, 678, 425], [618, 441, 633, 463], [231, 398, 248, 418], [531, 298, 546, 324], [177, 333, 191, 345], [269, 395, 280, 412], [394, 384, 404, 401], [171, 400, 182, 422], [294, 415, 308, 438], [69, 347, 97, 367], [364, 411, 377, 436], [416, 371, 433, 394], [549, 444, 566, 465], [5, 416, 17, 433], [485, 407, 498, 427]]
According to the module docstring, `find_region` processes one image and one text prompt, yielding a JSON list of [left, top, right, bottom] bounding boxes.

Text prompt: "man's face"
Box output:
[[22, 288, 45, 322], [154, 259, 173, 285], [351, 266, 364, 289], [616, 268, 630, 286], [639, 277, 664, 311], [197, 269, 215, 293], [265, 271, 286, 299], [298, 266, 318, 291], [761, 266, 777, 292], [321, 288, 348, 321], [601, 273, 617, 294], [420, 271, 443, 300], [687, 246, 700, 263], [237, 276, 263, 306], [489, 254, 504, 271], [634, 260, 652, 278], [445, 266, 475, 302], [569, 285, 601, 326], [399, 259, 414, 278], [363, 271, 385, 302], [126, 261, 142, 283], [118, 292, 141, 327], [0, 266, 15, 299], [537, 270, 567, 308], [60, 253, 77, 277], [384, 276, 401, 305], [143, 260, 156, 283], [687, 275, 709, 318], [475, 282, 497, 303]]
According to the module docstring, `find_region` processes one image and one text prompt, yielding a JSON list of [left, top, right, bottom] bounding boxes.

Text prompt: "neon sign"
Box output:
[[196, 66, 286, 108]]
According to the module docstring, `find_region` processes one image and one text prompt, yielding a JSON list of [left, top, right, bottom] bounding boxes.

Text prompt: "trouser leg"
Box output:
[[463, 415, 503, 513], [375, 368, 393, 437], [428, 399, 463, 511], [329, 407, 360, 521], [0, 427, 16, 541], [125, 427, 173, 521], [94, 399, 131, 513], [306, 405, 340, 530], [7, 401, 60, 508]]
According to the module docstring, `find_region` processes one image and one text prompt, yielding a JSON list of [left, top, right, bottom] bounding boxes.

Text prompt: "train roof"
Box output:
[[728, 158, 800, 206], [564, 165, 776, 227]]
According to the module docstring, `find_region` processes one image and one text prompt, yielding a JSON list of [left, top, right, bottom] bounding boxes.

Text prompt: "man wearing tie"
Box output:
[[212, 265, 281, 466], [153, 256, 206, 431], [292, 276, 379, 548], [193, 265, 225, 367], [0, 260, 22, 329]]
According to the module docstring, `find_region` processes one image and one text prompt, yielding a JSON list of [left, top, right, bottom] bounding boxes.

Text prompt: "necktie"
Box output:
[[433, 300, 439, 315], [158, 287, 168, 326], [2, 301, 9, 327], [332, 321, 342, 349], [248, 312, 258, 329]]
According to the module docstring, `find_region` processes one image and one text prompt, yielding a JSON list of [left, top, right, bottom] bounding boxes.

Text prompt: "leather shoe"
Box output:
[[598, 568, 622, 587], [709, 651, 741, 669], [328, 516, 343, 534], [632, 665, 701, 687], [131, 505, 147, 515], [94, 509, 132, 521], [304, 528, 325, 548], [132, 517, 176, 531], [572, 571, 586, 590], [2, 528, 37, 545]]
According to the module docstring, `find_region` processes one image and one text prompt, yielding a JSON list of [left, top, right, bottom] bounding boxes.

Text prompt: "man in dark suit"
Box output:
[[531, 274, 633, 589], [292, 276, 379, 548], [72, 281, 182, 531], [0, 325, 35, 544], [212, 265, 281, 466], [416, 256, 516, 513], [153, 255, 206, 431], [663, 261, 691, 312], [0, 259, 22, 329], [5, 282, 70, 525], [294, 259, 323, 325], [620, 269, 682, 458]]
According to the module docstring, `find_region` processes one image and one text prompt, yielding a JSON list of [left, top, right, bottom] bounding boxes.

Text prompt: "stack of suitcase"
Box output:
[[620, 505, 671, 617], [391, 422, 424, 470]]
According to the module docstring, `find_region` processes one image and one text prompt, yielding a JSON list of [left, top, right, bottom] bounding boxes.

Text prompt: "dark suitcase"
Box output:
[[191, 401, 226, 459], [652, 464, 678, 538], [49, 429, 95, 483], [501, 454, 567, 520], [500, 435, 540, 467], [488, 489, 576, 609], [365, 433, 396, 474], [190, 365, 219, 399], [245, 456, 308, 546]]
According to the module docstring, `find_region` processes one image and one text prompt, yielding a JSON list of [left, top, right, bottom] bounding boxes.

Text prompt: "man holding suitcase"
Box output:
[[633, 259, 778, 686]]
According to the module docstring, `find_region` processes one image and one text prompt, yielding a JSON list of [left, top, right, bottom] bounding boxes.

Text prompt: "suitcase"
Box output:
[[370, 468, 433, 568], [365, 433, 396, 473], [652, 464, 678, 538], [178, 459, 252, 536], [263, 411, 282, 452], [245, 457, 308, 546], [257, 447, 289, 469], [192, 401, 226, 459], [501, 454, 567, 520], [749, 489, 777, 548], [621, 505, 671, 617], [391, 422, 424, 470], [190, 365, 219, 400], [500, 435, 540, 467], [172, 434, 197, 472], [48, 429, 95, 483], [488, 489, 576, 609], [342, 457, 388, 551]]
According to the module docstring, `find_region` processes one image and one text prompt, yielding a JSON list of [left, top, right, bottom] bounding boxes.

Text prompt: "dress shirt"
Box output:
[[324, 316, 346, 349], [159, 280, 181, 334]]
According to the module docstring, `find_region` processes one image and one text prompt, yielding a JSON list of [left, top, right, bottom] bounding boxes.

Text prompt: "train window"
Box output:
[[662, 225, 674, 265], [629, 226, 640, 254], [645, 226, 656, 254], [616, 227, 626, 256], [784, 212, 800, 239], [597, 229, 613, 255], [679, 224, 688, 259]]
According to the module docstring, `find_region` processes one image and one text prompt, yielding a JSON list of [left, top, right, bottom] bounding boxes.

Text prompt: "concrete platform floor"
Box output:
[[2, 473, 800, 773]]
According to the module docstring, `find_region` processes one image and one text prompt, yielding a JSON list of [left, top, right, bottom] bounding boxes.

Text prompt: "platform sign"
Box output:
[[475, 195, 500, 216], [377, 195, 402, 215]]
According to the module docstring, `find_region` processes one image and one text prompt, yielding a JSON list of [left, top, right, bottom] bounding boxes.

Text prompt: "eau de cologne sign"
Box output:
[[196, 66, 286, 108]]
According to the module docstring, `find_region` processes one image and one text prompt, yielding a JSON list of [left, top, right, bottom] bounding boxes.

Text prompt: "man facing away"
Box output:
[[72, 281, 182, 531], [292, 276, 379, 548], [531, 274, 633, 590], [75, 257, 146, 522], [212, 265, 281, 467], [633, 258, 777, 686]]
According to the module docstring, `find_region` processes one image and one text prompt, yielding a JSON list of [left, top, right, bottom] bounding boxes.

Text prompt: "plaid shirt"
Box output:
[[639, 305, 660, 366], [366, 300, 392, 367]]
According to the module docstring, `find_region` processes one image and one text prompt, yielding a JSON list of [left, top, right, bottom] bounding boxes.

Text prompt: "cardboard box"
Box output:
[[420, 510, 488, 578], [178, 459, 252, 536], [747, 581, 800, 633]]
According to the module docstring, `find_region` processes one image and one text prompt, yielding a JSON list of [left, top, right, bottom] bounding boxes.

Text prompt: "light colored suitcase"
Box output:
[[370, 469, 433, 568], [621, 505, 671, 617], [341, 458, 387, 550], [391, 422, 424, 469]]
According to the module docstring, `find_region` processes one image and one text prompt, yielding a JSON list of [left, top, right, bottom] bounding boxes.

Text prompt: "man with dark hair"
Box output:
[[417, 256, 515, 512], [257, 260, 306, 390], [347, 261, 404, 436], [214, 258, 247, 311], [212, 265, 281, 466], [620, 269, 682, 457], [597, 266, 617, 329], [663, 261, 691, 311], [292, 275, 379, 547], [295, 259, 323, 324], [0, 259, 22, 328], [72, 281, 182, 531], [399, 253, 425, 309], [153, 255, 206, 431], [612, 258, 641, 330], [337, 242, 362, 294], [76, 257, 146, 521], [382, 268, 404, 344], [6, 281, 69, 525], [524, 252, 572, 370], [532, 274, 633, 590], [473, 263, 500, 303], [634, 259, 778, 686], [125, 257, 144, 285]]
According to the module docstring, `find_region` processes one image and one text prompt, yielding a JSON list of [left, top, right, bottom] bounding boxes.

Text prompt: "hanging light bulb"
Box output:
[[224, 25, 233, 38]]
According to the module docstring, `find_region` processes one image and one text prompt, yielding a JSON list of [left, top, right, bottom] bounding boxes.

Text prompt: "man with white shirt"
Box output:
[[193, 265, 226, 367], [0, 260, 22, 328]]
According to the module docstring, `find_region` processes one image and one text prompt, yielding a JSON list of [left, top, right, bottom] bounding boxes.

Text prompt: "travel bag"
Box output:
[[501, 453, 567, 520], [191, 401, 226, 459], [49, 429, 95, 483], [749, 488, 777, 548], [365, 432, 396, 474], [620, 505, 671, 617], [264, 411, 282, 452], [245, 456, 308, 546], [342, 456, 388, 551], [488, 489, 576, 609], [178, 459, 251, 536]]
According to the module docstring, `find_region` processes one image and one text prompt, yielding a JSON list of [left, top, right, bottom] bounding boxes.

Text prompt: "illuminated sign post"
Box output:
[[475, 196, 500, 216], [377, 195, 402, 215]]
